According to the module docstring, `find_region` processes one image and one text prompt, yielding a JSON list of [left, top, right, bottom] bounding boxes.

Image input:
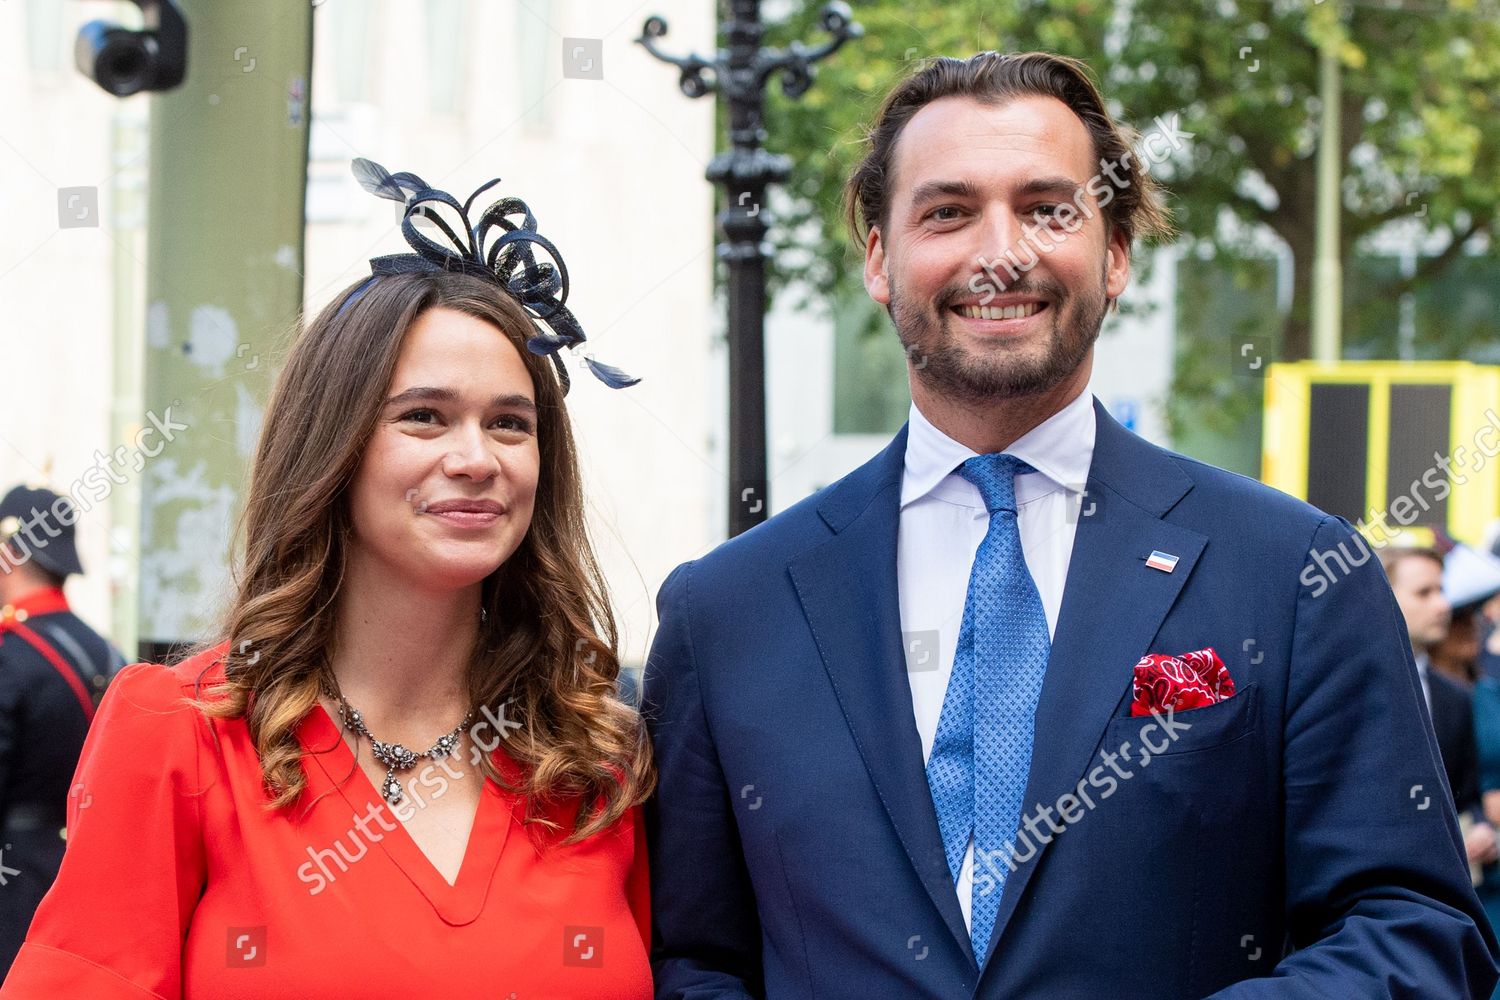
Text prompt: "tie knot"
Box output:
[[957, 453, 1034, 515]]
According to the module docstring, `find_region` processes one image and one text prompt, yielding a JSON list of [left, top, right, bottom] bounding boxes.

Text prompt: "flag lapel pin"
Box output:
[[1144, 550, 1179, 573]]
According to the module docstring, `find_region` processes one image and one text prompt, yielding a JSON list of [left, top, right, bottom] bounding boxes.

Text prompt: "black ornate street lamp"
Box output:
[[638, 1, 861, 537]]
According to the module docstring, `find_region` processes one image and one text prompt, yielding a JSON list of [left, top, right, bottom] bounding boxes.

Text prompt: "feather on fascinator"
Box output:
[[349, 157, 638, 394]]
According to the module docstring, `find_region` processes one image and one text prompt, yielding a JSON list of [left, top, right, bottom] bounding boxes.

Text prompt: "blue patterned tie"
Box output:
[[925, 453, 1051, 964]]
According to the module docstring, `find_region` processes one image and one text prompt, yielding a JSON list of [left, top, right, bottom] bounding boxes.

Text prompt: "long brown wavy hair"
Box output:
[[194, 270, 653, 843]]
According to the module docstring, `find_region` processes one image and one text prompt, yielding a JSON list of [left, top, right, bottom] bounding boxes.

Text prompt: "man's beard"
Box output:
[[889, 269, 1107, 402]]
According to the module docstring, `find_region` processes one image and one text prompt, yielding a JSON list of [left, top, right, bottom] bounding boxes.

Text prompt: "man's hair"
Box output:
[[843, 51, 1174, 251], [1378, 545, 1444, 582]]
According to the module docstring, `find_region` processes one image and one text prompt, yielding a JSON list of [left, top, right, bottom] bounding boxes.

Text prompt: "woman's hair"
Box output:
[[843, 51, 1174, 252], [195, 270, 652, 843]]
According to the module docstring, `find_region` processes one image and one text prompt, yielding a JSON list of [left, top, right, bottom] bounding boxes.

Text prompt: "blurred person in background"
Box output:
[[1480, 590, 1500, 684], [1475, 654, 1500, 1000], [1436, 608, 1484, 686], [1445, 542, 1500, 999], [1382, 546, 1497, 872], [0, 485, 123, 976], [1476, 534, 1500, 684], [1433, 543, 1500, 686]]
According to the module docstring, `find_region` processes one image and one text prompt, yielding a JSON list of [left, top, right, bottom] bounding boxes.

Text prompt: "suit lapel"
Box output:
[[787, 425, 977, 964], [980, 400, 1208, 967]]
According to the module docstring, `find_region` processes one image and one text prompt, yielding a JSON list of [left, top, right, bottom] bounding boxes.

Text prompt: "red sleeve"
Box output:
[[2, 663, 207, 999], [626, 804, 651, 952]]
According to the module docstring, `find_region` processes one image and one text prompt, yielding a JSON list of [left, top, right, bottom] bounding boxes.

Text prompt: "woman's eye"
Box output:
[[396, 407, 531, 434], [399, 408, 439, 424], [492, 414, 534, 434]]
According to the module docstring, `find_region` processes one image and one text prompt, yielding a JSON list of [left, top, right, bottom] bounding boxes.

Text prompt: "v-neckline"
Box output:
[[297, 703, 513, 925]]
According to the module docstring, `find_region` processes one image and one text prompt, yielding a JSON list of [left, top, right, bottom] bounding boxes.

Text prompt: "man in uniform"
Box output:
[[0, 485, 123, 974]]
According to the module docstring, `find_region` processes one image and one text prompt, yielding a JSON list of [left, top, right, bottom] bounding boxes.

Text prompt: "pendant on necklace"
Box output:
[[381, 770, 404, 805], [324, 685, 474, 809]]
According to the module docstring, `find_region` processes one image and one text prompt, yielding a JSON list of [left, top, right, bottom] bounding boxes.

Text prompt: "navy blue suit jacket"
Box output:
[[644, 398, 1499, 999]]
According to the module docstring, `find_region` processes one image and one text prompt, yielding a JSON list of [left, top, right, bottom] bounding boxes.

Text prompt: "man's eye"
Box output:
[[1031, 204, 1061, 219], [927, 206, 964, 222]]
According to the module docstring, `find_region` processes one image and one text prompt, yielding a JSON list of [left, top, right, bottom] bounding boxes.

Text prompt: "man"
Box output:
[[1382, 545, 1498, 870], [0, 485, 123, 974], [645, 51, 1498, 998]]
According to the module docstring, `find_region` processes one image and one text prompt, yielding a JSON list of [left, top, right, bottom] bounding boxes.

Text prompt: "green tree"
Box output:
[[761, 0, 1500, 444]]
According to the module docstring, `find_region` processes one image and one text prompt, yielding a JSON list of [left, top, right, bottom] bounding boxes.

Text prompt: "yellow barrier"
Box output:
[[1262, 361, 1500, 548]]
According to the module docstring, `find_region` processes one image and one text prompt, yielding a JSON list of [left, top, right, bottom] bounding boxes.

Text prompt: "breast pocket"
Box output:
[[1101, 682, 1261, 760]]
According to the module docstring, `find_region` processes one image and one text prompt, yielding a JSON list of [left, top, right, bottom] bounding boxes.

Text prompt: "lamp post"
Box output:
[[637, 0, 861, 537]]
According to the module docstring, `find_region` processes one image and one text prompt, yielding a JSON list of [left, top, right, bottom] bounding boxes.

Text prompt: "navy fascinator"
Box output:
[[347, 157, 638, 394]]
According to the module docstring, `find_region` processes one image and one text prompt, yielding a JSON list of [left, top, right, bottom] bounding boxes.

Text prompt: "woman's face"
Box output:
[[346, 306, 541, 592]]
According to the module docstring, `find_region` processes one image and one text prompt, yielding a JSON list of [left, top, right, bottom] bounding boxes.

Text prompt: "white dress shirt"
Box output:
[[897, 386, 1097, 932]]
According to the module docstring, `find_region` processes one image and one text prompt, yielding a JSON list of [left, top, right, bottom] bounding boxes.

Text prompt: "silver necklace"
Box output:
[[325, 683, 474, 806]]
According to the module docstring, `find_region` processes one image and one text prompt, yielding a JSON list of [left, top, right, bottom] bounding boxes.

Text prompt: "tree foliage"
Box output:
[[758, 0, 1500, 445]]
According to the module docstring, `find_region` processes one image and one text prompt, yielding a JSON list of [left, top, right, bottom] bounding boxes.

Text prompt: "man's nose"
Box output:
[[971, 206, 1032, 279]]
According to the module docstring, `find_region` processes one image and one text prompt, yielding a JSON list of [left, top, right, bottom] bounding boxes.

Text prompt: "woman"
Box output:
[[2, 162, 653, 997]]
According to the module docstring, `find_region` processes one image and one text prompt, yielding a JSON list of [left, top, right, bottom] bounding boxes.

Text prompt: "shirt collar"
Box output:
[[0, 585, 69, 625], [901, 387, 1097, 510]]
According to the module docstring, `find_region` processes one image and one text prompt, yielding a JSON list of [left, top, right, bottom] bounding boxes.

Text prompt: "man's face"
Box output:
[[1389, 555, 1452, 649], [863, 94, 1130, 402]]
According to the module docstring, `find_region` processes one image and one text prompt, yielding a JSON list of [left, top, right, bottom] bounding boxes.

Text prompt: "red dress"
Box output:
[[1, 645, 652, 999]]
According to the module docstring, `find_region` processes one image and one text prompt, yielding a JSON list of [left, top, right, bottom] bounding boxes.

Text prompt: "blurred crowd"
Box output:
[[1383, 534, 1500, 1000]]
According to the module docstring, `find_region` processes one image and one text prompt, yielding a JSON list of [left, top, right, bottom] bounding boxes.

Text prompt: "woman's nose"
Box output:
[[441, 423, 500, 480]]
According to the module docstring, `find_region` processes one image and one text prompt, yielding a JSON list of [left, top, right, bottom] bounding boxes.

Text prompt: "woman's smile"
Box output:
[[421, 497, 506, 529]]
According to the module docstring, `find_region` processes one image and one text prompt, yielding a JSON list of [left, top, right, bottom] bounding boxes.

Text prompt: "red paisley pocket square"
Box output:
[[1130, 647, 1236, 718]]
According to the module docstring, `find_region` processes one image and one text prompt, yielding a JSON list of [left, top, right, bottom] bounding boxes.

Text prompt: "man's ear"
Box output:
[[863, 226, 891, 306], [1104, 225, 1130, 304]]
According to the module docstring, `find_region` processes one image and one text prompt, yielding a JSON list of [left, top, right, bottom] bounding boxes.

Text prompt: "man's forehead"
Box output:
[[889, 94, 1097, 198], [1394, 555, 1443, 587]]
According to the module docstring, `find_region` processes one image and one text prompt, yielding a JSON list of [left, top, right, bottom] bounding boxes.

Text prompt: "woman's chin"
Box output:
[[403, 550, 512, 593]]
